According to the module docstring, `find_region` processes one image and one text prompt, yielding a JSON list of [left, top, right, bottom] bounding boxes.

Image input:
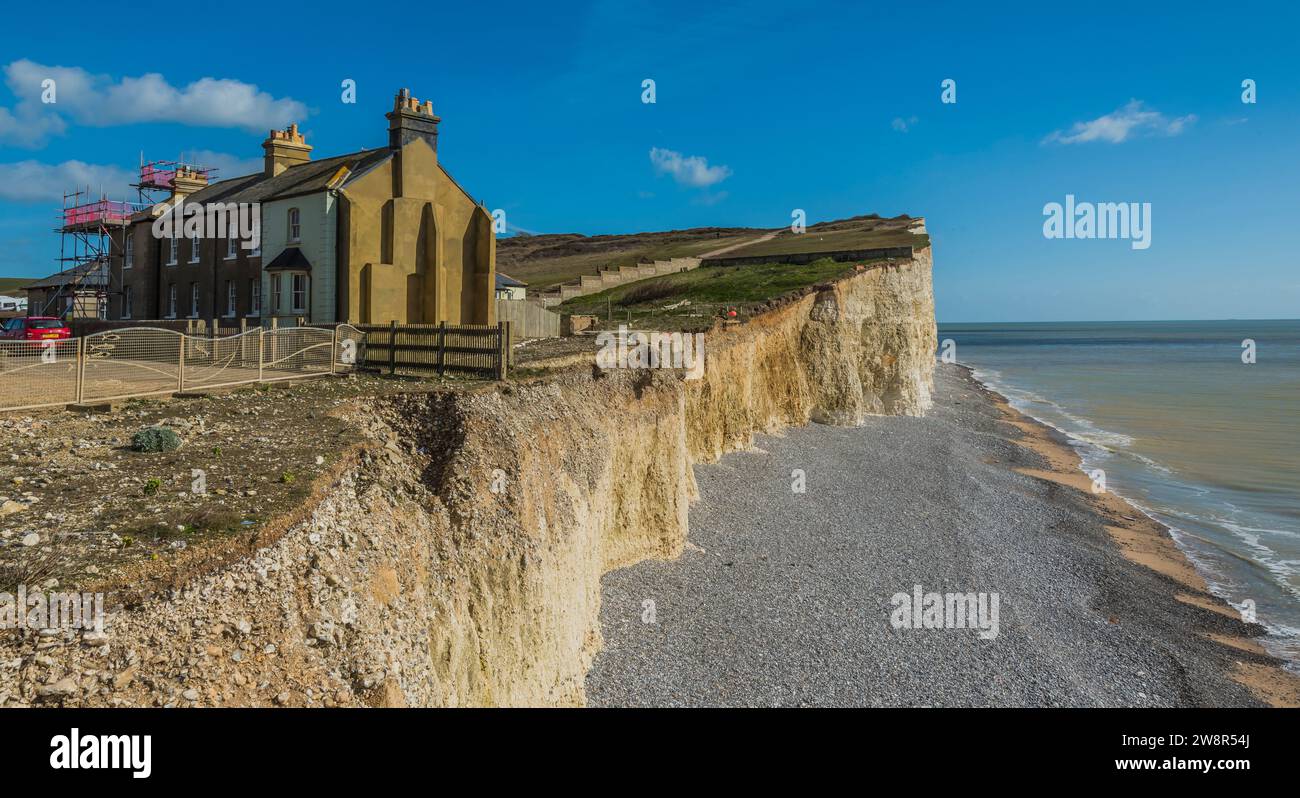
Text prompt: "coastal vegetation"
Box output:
[[559, 256, 875, 331]]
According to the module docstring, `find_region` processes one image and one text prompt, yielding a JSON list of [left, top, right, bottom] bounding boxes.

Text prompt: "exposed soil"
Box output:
[[0, 371, 480, 604]]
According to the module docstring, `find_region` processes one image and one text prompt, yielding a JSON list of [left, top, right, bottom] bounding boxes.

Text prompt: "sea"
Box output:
[[938, 320, 1300, 670]]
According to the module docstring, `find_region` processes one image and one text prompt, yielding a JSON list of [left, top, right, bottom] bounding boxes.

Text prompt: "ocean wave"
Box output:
[[962, 360, 1300, 668], [966, 365, 1135, 451]]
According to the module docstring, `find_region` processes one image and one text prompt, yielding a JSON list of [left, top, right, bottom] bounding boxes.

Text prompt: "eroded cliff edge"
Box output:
[[3, 250, 936, 707]]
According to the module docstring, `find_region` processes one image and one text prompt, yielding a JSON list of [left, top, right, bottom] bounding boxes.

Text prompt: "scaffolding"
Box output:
[[133, 157, 217, 204], [44, 190, 143, 319], [43, 156, 217, 319]]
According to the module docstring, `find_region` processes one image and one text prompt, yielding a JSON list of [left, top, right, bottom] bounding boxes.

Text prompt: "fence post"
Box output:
[[437, 321, 446, 376], [74, 336, 85, 404], [389, 320, 397, 375], [257, 328, 264, 381], [497, 321, 509, 380], [330, 325, 338, 375], [177, 332, 186, 391]]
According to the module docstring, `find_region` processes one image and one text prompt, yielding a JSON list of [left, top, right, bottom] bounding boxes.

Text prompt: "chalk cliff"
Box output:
[[5, 249, 936, 707]]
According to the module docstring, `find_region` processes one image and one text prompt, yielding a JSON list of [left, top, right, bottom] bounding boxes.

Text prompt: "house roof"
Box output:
[[133, 140, 475, 223], [180, 149, 392, 207], [265, 247, 313, 271], [495, 272, 527, 288], [25, 261, 109, 290]]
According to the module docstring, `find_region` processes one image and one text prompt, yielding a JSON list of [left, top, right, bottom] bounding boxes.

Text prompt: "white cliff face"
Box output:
[[686, 249, 937, 458], [3, 250, 937, 708]]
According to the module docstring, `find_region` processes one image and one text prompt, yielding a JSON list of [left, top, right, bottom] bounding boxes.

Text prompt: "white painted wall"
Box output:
[[260, 191, 337, 323]]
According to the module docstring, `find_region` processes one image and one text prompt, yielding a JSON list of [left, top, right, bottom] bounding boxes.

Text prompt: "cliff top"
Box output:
[[496, 214, 927, 290]]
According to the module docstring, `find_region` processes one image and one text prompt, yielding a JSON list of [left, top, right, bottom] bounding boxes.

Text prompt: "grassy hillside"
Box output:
[[496, 227, 763, 290], [0, 277, 32, 294], [558, 257, 873, 332], [720, 214, 928, 258], [496, 214, 927, 292]]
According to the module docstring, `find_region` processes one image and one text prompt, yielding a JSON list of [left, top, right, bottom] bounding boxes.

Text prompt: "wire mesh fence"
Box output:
[[334, 324, 365, 373], [84, 327, 181, 403], [0, 338, 82, 411], [258, 327, 333, 378], [180, 328, 263, 392], [0, 326, 363, 412], [0, 320, 508, 413]]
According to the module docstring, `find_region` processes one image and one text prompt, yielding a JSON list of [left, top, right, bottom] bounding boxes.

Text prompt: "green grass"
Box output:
[[496, 232, 762, 291], [724, 218, 928, 258], [496, 215, 928, 293], [0, 277, 33, 294], [559, 257, 870, 332]]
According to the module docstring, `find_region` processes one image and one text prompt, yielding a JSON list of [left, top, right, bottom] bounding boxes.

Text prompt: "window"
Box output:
[[271, 274, 281, 312], [167, 284, 177, 318], [291, 273, 307, 313], [122, 286, 133, 319], [124, 235, 134, 269], [167, 236, 178, 265], [226, 233, 238, 260], [249, 236, 261, 257], [189, 233, 200, 263], [189, 282, 200, 318], [225, 281, 236, 317], [249, 278, 261, 315], [288, 208, 301, 242]]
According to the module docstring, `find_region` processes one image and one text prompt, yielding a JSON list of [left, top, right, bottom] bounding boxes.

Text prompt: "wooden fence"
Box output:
[[355, 321, 511, 379], [495, 298, 560, 341]]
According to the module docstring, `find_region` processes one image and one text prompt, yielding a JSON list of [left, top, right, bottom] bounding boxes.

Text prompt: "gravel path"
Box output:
[[585, 364, 1264, 707]]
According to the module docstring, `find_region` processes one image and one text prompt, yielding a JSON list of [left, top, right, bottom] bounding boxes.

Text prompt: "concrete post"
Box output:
[[74, 337, 85, 404], [177, 332, 186, 391]]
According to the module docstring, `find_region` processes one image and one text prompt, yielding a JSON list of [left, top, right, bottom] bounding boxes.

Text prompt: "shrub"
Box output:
[[131, 426, 182, 453], [617, 279, 680, 307]]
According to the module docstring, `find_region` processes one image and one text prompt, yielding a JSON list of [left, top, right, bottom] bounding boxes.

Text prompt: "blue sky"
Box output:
[[0, 0, 1296, 322]]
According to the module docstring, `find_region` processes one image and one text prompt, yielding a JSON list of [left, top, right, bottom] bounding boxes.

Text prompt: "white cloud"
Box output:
[[0, 59, 309, 147], [1044, 100, 1196, 145], [183, 149, 263, 179], [0, 104, 66, 147], [892, 116, 918, 133], [0, 160, 135, 203], [0, 147, 267, 204], [649, 147, 732, 188]]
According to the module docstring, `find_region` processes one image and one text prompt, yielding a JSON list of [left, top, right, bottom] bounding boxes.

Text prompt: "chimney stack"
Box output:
[[262, 123, 312, 178], [386, 88, 440, 153], [170, 165, 209, 198]]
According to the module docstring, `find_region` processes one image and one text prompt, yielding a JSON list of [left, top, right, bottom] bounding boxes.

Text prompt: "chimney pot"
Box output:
[[263, 123, 312, 177], [387, 87, 441, 152]]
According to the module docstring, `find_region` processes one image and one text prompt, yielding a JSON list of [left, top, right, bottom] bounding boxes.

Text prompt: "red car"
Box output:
[[0, 317, 72, 340]]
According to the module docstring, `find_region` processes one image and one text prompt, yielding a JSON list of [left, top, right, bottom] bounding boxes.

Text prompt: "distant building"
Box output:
[[106, 88, 496, 326], [0, 295, 27, 316], [25, 261, 108, 319], [495, 272, 527, 300]]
